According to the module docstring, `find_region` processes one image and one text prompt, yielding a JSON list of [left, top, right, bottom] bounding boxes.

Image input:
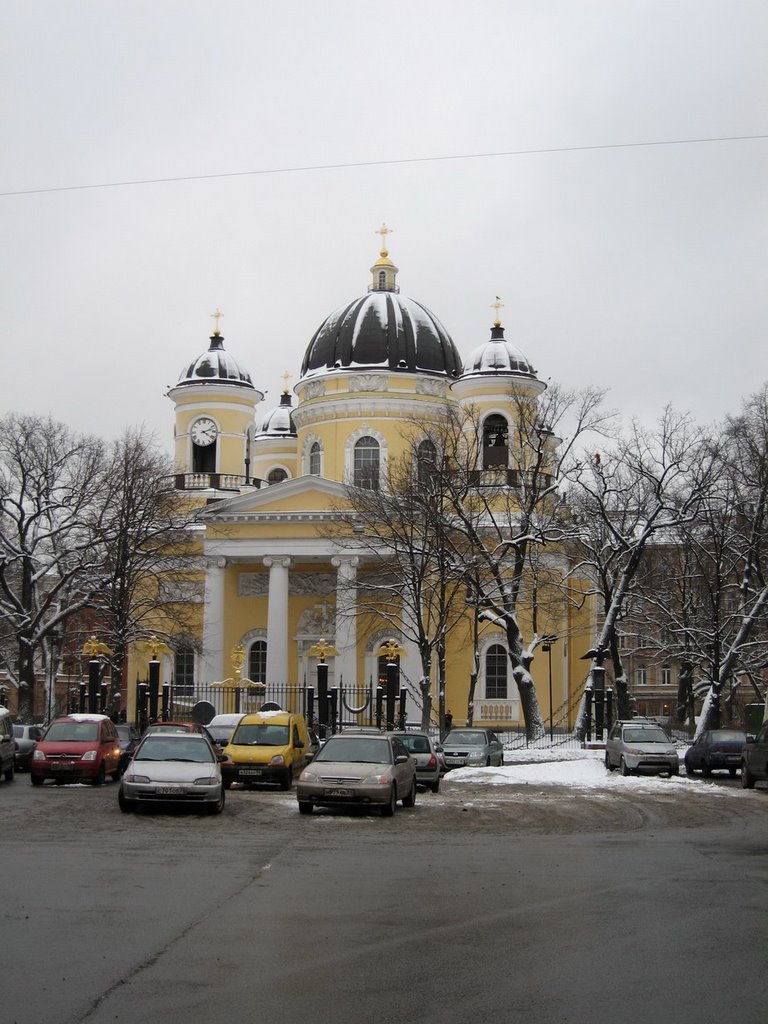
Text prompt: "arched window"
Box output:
[[417, 439, 437, 486], [354, 436, 380, 490], [485, 644, 508, 699], [174, 647, 195, 696], [378, 270, 386, 289], [249, 640, 267, 683], [267, 468, 288, 485], [483, 414, 509, 469], [309, 441, 321, 476]]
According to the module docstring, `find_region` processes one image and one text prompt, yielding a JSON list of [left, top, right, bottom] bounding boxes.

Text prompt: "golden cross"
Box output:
[[281, 371, 291, 393], [490, 296, 504, 325], [210, 308, 224, 334], [375, 222, 393, 254]]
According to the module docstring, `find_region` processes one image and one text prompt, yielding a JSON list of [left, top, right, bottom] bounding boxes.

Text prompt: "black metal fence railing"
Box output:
[[133, 680, 411, 738]]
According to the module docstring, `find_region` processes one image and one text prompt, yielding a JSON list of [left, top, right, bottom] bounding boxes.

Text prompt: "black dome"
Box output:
[[300, 291, 462, 379], [176, 334, 254, 389]]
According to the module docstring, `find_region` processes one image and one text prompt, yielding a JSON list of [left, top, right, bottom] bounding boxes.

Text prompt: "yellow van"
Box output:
[[222, 711, 313, 790]]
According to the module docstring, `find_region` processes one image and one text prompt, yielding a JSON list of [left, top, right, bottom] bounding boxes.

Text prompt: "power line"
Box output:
[[2, 133, 766, 198]]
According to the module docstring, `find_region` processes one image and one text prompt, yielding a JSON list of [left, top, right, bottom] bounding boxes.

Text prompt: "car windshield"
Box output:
[[623, 727, 670, 744], [399, 735, 431, 754], [231, 724, 289, 746], [147, 725, 190, 734], [709, 730, 746, 743], [316, 737, 392, 764], [445, 731, 486, 746], [45, 722, 99, 741], [136, 738, 213, 763]]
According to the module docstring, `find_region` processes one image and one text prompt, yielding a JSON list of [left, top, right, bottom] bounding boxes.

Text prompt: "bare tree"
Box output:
[[568, 408, 717, 737], [0, 414, 109, 717]]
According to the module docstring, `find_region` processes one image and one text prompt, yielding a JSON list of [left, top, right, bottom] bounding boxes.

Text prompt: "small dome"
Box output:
[[461, 324, 537, 379], [176, 333, 254, 389], [254, 392, 296, 438]]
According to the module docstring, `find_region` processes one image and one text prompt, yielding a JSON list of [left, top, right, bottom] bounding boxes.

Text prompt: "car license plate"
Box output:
[[240, 768, 263, 776], [155, 786, 180, 795], [323, 787, 352, 797], [51, 762, 72, 770], [446, 758, 463, 764]]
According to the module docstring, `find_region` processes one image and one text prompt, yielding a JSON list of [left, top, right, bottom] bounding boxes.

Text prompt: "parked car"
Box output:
[[222, 711, 314, 790], [115, 723, 142, 773], [684, 729, 746, 777], [0, 706, 15, 782], [296, 731, 416, 815], [389, 730, 442, 792], [31, 714, 122, 786], [741, 720, 768, 789], [13, 723, 44, 772], [118, 731, 225, 814], [205, 713, 244, 748], [143, 720, 222, 751], [605, 718, 679, 777], [440, 728, 505, 769]]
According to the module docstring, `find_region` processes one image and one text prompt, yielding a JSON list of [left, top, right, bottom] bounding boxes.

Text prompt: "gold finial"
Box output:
[[379, 638, 406, 661], [375, 222, 393, 256], [82, 636, 113, 658], [210, 308, 224, 335], [307, 638, 340, 663], [231, 643, 245, 678], [281, 371, 291, 394], [490, 296, 504, 327]]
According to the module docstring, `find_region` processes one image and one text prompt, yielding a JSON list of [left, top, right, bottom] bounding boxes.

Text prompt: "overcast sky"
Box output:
[[2, 1, 766, 449]]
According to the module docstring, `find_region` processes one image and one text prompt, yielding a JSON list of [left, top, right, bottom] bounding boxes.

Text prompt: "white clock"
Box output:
[[191, 417, 218, 446]]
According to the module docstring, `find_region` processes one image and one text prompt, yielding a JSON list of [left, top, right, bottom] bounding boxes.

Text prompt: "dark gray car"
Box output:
[[741, 719, 768, 788], [440, 728, 505, 769], [13, 723, 44, 771]]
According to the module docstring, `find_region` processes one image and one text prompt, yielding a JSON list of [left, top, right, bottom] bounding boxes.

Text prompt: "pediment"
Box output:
[[198, 475, 350, 520]]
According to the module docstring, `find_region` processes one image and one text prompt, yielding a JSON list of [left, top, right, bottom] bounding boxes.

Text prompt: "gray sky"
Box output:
[[2, 1, 766, 447]]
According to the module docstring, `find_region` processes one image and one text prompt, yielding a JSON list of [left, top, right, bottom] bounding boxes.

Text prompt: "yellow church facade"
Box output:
[[128, 235, 593, 730]]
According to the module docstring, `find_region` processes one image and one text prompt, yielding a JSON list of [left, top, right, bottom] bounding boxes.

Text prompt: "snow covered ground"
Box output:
[[444, 746, 736, 795]]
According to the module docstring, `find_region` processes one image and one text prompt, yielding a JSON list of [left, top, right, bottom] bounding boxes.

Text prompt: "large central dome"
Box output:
[[299, 239, 462, 380]]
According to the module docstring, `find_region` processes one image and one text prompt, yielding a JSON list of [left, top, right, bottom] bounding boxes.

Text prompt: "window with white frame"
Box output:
[[661, 666, 672, 687], [249, 640, 267, 683], [485, 644, 508, 699], [353, 436, 380, 490], [267, 468, 288, 484], [309, 441, 321, 476], [636, 665, 648, 687]]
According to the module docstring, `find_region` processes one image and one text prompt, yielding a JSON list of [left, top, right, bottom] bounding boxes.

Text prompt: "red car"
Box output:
[[31, 714, 122, 786]]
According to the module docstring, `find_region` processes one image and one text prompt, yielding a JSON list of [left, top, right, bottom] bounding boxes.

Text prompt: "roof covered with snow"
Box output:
[[176, 333, 255, 390], [461, 323, 538, 379]]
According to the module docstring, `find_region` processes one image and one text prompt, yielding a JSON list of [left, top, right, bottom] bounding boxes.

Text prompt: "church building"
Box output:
[[129, 230, 591, 728]]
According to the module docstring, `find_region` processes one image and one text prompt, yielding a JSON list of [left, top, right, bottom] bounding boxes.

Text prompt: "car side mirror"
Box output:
[[746, 736, 756, 744], [295, 740, 304, 749], [396, 754, 410, 763], [305, 751, 315, 762], [435, 745, 444, 753]]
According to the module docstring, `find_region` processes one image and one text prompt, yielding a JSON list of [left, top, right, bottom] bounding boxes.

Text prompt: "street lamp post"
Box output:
[[541, 636, 558, 741]]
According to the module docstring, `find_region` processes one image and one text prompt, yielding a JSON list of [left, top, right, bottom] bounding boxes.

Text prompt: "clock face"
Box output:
[[191, 417, 218, 446]]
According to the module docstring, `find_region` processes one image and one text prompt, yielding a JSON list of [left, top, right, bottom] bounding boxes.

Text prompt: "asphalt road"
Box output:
[[2, 771, 767, 1024]]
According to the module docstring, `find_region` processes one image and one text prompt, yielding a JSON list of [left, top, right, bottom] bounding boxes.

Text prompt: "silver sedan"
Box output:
[[118, 732, 226, 814]]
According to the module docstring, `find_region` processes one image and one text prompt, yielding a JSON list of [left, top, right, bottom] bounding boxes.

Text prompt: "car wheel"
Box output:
[[206, 789, 225, 815], [685, 759, 694, 776], [279, 768, 292, 791], [429, 779, 440, 794], [118, 789, 136, 813], [702, 759, 712, 778], [728, 767, 737, 778], [670, 765, 679, 777], [620, 757, 632, 777], [604, 752, 614, 772], [381, 785, 397, 817], [92, 765, 106, 787], [298, 800, 313, 814], [402, 777, 417, 808], [30, 774, 44, 786], [110, 769, 122, 782], [223, 779, 232, 790], [4, 762, 14, 782], [486, 756, 492, 767], [741, 761, 756, 789]]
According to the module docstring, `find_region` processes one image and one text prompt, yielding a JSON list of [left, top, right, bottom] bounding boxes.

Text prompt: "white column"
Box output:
[[202, 557, 226, 684], [400, 599, 425, 723], [264, 557, 292, 685], [332, 556, 359, 686]]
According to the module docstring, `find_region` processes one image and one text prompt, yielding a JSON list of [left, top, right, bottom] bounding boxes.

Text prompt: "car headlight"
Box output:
[[467, 752, 487, 764], [300, 769, 318, 781], [81, 750, 98, 761], [123, 772, 150, 783], [362, 770, 392, 785], [269, 755, 286, 766], [194, 776, 217, 786], [33, 749, 46, 761]]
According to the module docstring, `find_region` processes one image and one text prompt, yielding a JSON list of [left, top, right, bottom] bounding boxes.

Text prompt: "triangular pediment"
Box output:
[[199, 475, 351, 520]]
